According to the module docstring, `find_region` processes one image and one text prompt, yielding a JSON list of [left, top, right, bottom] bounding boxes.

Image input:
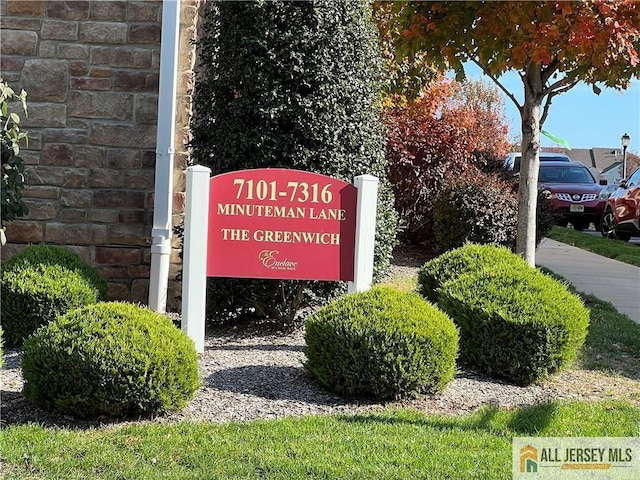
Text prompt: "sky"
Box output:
[[462, 63, 640, 154]]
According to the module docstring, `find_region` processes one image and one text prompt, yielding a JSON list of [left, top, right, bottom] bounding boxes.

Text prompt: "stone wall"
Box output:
[[0, 0, 200, 310]]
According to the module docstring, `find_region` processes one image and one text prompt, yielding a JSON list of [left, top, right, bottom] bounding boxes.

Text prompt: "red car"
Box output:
[[601, 166, 640, 241], [538, 161, 608, 231]]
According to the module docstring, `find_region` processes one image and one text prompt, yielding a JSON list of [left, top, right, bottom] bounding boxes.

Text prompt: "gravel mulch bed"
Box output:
[[1, 244, 638, 429], [3, 327, 636, 430]]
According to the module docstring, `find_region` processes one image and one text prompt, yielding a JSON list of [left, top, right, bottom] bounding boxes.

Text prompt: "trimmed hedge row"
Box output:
[[2, 244, 107, 299], [22, 302, 200, 419], [304, 287, 458, 399]]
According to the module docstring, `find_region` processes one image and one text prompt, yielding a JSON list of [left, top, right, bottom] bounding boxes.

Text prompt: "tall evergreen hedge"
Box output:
[[190, 0, 398, 325]]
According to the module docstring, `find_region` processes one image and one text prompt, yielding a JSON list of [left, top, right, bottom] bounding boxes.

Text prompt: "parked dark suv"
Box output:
[[601, 166, 640, 241], [504, 151, 571, 172], [538, 161, 608, 231]]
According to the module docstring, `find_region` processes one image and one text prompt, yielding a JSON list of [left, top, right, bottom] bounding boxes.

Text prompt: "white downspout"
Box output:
[[149, 0, 181, 312]]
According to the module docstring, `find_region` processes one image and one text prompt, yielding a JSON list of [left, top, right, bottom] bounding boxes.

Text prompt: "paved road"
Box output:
[[536, 238, 640, 323], [581, 227, 640, 245]]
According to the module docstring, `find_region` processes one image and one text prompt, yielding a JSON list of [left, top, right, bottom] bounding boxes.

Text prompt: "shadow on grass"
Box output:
[[506, 402, 558, 434], [337, 401, 558, 436]]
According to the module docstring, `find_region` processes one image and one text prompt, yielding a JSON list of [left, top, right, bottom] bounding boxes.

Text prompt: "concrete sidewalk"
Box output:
[[536, 238, 640, 323]]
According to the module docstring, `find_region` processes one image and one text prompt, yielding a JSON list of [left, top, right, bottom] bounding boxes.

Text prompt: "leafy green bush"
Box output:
[[1, 245, 107, 347], [3, 245, 108, 299], [1, 80, 30, 243], [304, 286, 458, 399], [1, 264, 99, 347], [438, 266, 589, 385], [433, 173, 519, 251], [417, 243, 531, 303], [191, 0, 398, 326], [535, 188, 561, 243], [22, 302, 200, 419]]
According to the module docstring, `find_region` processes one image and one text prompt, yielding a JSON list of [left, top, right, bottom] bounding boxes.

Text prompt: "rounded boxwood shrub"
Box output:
[[304, 286, 458, 399], [1, 245, 107, 347], [2, 245, 108, 300], [22, 302, 200, 419], [1, 264, 100, 347], [438, 266, 589, 386], [418, 243, 531, 303]]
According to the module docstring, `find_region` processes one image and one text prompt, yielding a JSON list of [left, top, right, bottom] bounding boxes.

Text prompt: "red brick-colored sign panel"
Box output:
[[207, 169, 357, 281]]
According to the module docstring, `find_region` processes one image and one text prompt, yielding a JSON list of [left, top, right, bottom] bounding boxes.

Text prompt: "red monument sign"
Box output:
[[207, 169, 357, 281]]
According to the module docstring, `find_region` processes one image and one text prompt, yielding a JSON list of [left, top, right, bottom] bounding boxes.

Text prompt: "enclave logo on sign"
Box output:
[[259, 250, 298, 271]]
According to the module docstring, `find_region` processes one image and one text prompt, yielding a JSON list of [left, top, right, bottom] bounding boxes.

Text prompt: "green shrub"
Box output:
[[438, 266, 589, 385], [1, 263, 99, 347], [433, 173, 519, 251], [536, 188, 561, 243], [304, 286, 458, 399], [191, 0, 398, 326], [2, 245, 108, 300], [1, 80, 30, 240], [417, 243, 531, 303], [22, 302, 200, 419]]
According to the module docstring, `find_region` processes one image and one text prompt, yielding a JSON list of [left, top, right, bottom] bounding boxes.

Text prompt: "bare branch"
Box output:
[[540, 58, 560, 85], [539, 78, 577, 126], [470, 57, 523, 113], [544, 74, 580, 97], [540, 93, 554, 127]]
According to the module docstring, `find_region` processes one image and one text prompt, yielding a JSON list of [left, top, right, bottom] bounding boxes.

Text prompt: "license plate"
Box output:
[[570, 204, 584, 213]]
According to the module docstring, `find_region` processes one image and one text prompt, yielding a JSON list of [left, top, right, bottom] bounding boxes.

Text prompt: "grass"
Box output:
[[579, 292, 640, 377], [537, 267, 640, 379], [1, 401, 639, 480], [547, 226, 640, 266]]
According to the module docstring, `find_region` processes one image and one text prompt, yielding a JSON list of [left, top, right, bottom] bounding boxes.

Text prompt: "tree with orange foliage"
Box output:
[[386, 76, 510, 243], [380, 1, 640, 264]]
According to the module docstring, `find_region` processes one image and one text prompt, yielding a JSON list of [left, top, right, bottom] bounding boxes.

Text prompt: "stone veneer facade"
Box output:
[[0, 0, 200, 310]]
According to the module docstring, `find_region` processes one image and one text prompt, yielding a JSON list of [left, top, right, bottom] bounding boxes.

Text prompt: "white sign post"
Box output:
[[348, 174, 378, 293], [181, 165, 211, 353]]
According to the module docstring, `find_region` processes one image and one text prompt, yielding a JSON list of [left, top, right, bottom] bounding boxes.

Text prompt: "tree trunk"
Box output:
[[515, 64, 544, 266]]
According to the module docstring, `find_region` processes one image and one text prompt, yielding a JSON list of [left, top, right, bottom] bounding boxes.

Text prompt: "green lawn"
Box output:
[[2, 401, 639, 480], [537, 266, 640, 377], [2, 259, 639, 480], [547, 226, 640, 267]]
